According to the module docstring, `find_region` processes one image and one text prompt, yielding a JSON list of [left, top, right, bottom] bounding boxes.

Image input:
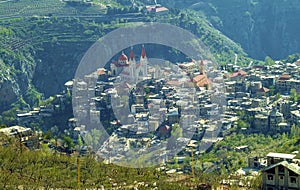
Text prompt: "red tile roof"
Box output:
[[193, 74, 206, 83], [118, 52, 128, 61], [130, 48, 135, 60], [278, 74, 291, 80], [225, 70, 247, 78], [257, 87, 270, 93], [166, 80, 183, 86], [196, 78, 211, 87], [192, 74, 210, 87], [141, 45, 146, 58], [97, 69, 106, 75]]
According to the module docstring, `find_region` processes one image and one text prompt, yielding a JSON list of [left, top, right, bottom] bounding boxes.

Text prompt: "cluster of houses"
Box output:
[[221, 151, 300, 190], [69, 46, 300, 165], [0, 125, 40, 150], [222, 61, 300, 134], [1, 44, 300, 187], [72, 47, 213, 165]]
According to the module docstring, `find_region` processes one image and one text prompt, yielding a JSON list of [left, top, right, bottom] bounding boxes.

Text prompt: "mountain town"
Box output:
[[1, 0, 300, 189]]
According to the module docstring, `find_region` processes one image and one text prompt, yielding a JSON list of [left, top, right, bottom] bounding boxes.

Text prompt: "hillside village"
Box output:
[[1, 0, 300, 189], [70, 47, 300, 157], [1, 44, 300, 189]]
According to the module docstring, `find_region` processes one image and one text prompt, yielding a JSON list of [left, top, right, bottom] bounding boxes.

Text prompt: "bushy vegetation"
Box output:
[[196, 132, 300, 174], [0, 134, 218, 189]]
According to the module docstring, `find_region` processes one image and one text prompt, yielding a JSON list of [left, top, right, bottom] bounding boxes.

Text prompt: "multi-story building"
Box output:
[[262, 153, 300, 190]]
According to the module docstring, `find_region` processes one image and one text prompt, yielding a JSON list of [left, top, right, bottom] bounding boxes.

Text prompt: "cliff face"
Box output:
[[161, 0, 300, 60], [0, 50, 34, 110], [32, 42, 92, 97]]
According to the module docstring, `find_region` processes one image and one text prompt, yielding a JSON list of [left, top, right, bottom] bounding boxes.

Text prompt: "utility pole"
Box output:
[[77, 157, 81, 190], [17, 131, 22, 154], [191, 148, 195, 178]]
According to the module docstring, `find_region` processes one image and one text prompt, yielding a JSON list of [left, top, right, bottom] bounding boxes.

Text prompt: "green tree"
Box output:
[[77, 134, 83, 146], [269, 85, 275, 96], [63, 135, 75, 150], [265, 56, 275, 65], [43, 130, 53, 140], [290, 88, 298, 103], [275, 92, 281, 100], [290, 124, 300, 138], [237, 120, 249, 130]]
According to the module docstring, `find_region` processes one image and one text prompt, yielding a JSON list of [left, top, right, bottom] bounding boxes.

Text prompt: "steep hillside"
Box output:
[[0, 1, 252, 112], [159, 0, 300, 60]]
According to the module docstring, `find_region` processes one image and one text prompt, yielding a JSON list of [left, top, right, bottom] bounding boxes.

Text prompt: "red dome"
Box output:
[[118, 52, 128, 61]]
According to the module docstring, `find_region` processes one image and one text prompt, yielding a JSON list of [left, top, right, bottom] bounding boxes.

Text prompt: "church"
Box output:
[[110, 45, 148, 82], [192, 60, 211, 90]]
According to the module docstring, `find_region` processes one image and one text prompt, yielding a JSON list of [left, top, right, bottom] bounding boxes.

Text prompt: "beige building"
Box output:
[[262, 153, 300, 190]]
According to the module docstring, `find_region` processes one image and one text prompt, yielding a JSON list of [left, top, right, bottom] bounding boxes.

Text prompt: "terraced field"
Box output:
[[0, 0, 106, 19]]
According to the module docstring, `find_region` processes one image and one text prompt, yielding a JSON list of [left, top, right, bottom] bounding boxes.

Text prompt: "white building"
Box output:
[[110, 45, 148, 83]]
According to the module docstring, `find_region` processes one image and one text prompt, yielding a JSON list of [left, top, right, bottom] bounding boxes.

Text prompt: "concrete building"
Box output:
[[262, 152, 300, 190]]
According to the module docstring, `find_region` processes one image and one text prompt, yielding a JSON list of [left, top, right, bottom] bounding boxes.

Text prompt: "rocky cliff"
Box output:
[[160, 0, 300, 60], [0, 48, 35, 110]]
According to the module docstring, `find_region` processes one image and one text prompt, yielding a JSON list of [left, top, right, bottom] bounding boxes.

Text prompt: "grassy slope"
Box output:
[[0, 136, 214, 189]]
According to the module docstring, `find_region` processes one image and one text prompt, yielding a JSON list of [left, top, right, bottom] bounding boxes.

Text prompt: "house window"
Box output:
[[279, 175, 284, 180], [268, 167, 276, 174], [268, 175, 274, 180], [289, 170, 298, 177], [290, 177, 297, 183], [278, 165, 285, 173], [267, 187, 274, 190]]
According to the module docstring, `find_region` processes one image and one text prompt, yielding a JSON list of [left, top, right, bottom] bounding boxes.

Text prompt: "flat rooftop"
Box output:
[[267, 152, 296, 160]]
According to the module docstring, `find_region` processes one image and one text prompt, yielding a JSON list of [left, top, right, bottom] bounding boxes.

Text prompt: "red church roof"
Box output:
[[118, 52, 128, 61], [141, 45, 146, 58], [193, 74, 206, 83], [193, 74, 210, 87], [130, 47, 134, 61]]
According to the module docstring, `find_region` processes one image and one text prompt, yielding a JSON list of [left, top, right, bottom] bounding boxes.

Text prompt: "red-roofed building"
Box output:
[[193, 74, 206, 83], [166, 80, 183, 87], [278, 74, 291, 81], [158, 125, 171, 138], [276, 73, 300, 94], [146, 5, 169, 15], [97, 68, 108, 81], [192, 61, 211, 89], [276, 73, 292, 93], [256, 87, 270, 97], [225, 70, 247, 79], [97, 68, 106, 75]]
